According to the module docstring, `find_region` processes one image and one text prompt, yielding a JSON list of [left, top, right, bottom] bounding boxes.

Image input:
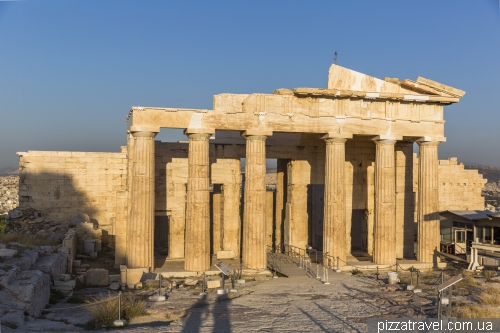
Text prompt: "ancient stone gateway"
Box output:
[[120, 64, 467, 272]]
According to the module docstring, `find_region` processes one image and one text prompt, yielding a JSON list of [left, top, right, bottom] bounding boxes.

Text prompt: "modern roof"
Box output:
[[442, 210, 497, 220]]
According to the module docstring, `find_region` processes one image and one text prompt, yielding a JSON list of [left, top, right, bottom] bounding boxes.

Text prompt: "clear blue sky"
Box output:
[[1, 1, 499, 169]]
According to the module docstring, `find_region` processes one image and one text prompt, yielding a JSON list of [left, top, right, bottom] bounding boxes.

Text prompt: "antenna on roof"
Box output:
[[334, 52, 338, 65]]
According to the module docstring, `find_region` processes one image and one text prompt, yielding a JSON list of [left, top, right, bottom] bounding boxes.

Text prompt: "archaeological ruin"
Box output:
[[16, 65, 486, 275]]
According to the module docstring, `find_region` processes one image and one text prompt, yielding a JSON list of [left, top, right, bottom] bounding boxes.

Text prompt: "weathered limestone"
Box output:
[[323, 137, 347, 266], [86, 268, 109, 286], [16, 151, 127, 228], [373, 138, 396, 265], [166, 157, 188, 259], [242, 133, 268, 270], [285, 159, 310, 250], [114, 190, 128, 265], [211, 158, 242, 256], [417, 141, 440, 263], [184, 132, 212, 272], [127, 131, 157, 270]]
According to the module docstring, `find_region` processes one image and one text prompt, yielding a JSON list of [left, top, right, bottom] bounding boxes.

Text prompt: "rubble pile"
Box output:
[[0, 176, 19, 215], [0, 241, 69, 328], [4, 207, 68, 241]]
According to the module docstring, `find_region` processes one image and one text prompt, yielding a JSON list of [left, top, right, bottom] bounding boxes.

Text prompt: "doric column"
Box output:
[[417, 140, 440, 263], [395, 141, 415, 259], [373, 137, 396, 265], [242, 132, 269, 270], [184, 132, 212, 272], [127, 131, 157, 270], [323, 137, 347, 267], [274, 159, 287, 250]]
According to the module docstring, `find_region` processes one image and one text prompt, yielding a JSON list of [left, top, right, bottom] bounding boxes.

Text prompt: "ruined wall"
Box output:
[[17, 150, 127, 234], [413, 156, 486, 213]]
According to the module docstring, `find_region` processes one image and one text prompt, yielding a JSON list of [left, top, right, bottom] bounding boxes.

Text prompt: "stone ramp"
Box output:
[[267, 253, 318, 279]]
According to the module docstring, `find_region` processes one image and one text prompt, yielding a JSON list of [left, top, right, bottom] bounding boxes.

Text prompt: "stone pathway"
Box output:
[[1, 261, 438, 333]]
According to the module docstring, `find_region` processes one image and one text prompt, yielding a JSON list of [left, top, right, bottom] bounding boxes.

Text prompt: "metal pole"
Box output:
[[410, 270, 413, 286], [448, 285, 452, 317], [437, 291, 442, 319], [337, 256, 339, 270], [376, 266, 379, 280], [118, 291, 121, 321], [159, 274, 162, 296], [416, 270, 420, 289]]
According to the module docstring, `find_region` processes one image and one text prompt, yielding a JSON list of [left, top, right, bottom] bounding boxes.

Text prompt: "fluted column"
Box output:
[[417, 141, 440, 263], [242, 134, 268, 270], [184, 133, 211, 272], [274, 159, 287, 250], [373, 138, 396, 265], [127, 131, 157, 270], [323, 138, 347, 266]]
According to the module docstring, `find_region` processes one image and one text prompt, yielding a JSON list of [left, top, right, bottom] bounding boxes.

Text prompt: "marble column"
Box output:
[[417, 141, 440, 264], [127, 131, 157, 270], [274, 159, 287, 250], [323, 138, 347, 267], [184, 133, 211, 272], [373, 138, 396, 265], [242, 134, 268, 270], [395, 141, 415, 259]]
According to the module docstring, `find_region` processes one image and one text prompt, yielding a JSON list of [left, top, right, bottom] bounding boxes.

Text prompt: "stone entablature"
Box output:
[[127, 65, 464, 141]]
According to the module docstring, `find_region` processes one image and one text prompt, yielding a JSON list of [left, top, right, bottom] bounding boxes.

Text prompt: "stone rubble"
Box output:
[[0, 209, 116, 330], [4, 206, 68, 239], [0, 176, 19, 215]]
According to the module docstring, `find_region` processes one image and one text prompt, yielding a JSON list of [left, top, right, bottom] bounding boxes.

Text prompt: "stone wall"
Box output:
[[17, 150, 127, 234], [413, 156, 486, 212]]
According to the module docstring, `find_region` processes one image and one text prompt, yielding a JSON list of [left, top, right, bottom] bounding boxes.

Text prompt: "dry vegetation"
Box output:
[[84, 293, 149, 329], [0, 232, 60, 246]]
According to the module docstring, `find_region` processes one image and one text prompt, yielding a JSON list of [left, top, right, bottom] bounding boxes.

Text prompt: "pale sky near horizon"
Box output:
[[1, 1, 499, 169]]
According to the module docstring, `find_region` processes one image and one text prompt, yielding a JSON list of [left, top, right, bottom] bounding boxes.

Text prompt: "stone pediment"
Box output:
[[326, 64, 465, 98]]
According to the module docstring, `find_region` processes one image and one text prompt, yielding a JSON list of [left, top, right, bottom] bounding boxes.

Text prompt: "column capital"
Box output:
[[321, 133, 352, 140], [241, 130, 273, 138], [131, 131, 158, 138], [417, 140, 441, 147], [323, 137, 347, 144], [186, 133, 212, 141], [184, 128, 215, 136], [372, 137, 397, 146]]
